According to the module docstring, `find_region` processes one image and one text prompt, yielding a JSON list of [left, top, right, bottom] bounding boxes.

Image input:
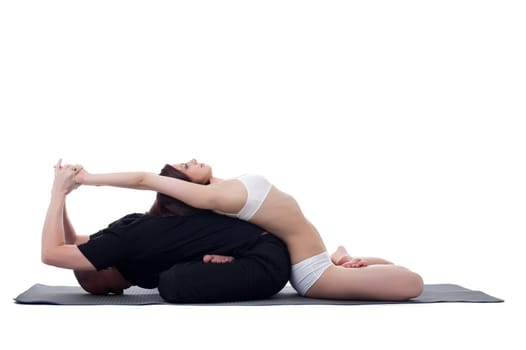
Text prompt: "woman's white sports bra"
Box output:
[[216, 174, 272, 220]]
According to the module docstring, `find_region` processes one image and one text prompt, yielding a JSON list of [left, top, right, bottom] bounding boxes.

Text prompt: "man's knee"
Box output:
[[157, 265, 188, 303], [158, 261, 249, 303]]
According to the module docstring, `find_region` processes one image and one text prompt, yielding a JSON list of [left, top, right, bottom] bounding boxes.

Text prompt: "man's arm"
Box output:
[[63, 203, 89, 245], [41, 160, 94, 270]]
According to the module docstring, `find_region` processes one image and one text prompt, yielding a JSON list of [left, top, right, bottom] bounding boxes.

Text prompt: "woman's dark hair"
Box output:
[[148, 164, 207, 217]]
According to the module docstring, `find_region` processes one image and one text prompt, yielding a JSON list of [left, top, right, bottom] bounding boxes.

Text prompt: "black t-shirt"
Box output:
[[77, 212, 263, 288]]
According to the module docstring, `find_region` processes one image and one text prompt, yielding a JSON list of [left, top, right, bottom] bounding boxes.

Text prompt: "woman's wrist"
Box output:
[[76, 171, 91, 185]]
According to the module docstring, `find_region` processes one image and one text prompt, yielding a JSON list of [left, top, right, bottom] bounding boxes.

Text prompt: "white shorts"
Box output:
[[290, 252, 332, 296]]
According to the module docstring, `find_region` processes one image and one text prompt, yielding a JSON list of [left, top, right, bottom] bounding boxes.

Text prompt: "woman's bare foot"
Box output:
[[203, 254, 235, 263], [340, 257, 367, 268], [331, 245, 353, 265], [331, 246, 368, 268]]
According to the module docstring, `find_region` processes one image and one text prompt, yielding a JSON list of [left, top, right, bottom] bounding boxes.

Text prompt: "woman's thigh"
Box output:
[[306, 264, 423, 301]]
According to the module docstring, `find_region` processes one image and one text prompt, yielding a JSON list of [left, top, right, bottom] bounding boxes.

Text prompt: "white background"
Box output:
[[1, 1, 524, 349]]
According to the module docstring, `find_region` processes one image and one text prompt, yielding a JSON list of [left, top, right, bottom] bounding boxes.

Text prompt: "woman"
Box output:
[[76, 159, 424, 300]]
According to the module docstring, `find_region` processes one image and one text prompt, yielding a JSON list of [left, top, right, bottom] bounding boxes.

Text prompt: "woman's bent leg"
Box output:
[[306, 264, 423, 301], [331, 246, 352, 265], [330, 246, 393, 267]]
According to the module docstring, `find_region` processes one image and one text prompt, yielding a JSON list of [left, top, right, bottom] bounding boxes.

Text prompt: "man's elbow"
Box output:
[[41, 251, 54, 266], [41, 245, 88, 270], [41, 249, 60, 267]]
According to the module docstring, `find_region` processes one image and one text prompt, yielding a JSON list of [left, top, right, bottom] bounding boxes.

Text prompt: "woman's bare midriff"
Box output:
[[250, 187, 327, 264]]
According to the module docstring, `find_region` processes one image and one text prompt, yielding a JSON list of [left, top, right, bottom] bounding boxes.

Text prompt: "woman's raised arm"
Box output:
[[77, 170, 244, 213]]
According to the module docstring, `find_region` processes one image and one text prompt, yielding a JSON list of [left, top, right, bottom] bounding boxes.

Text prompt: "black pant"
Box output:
[[158, 234, 291, 303]]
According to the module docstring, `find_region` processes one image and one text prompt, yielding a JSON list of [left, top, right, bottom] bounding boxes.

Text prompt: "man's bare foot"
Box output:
[[203, 254, 235, 264], [331, 246, 367, 268]]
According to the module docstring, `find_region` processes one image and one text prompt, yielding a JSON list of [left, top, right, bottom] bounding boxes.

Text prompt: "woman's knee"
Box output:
[[400, 269, 424, 299]]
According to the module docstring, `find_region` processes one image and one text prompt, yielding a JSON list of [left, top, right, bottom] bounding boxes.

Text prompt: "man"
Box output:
[[41, 160, 290, 303]]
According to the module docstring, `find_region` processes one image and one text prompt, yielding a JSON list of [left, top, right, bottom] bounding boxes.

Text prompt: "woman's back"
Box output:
[[225, 177, 327, 264]]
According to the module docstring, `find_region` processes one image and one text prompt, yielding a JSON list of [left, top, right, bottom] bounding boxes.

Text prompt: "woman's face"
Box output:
[[173, 159, 212, 184]]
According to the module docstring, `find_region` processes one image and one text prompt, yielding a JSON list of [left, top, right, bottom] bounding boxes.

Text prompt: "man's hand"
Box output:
[[52, 159, 82, 195], [74, 167, 90, 185]]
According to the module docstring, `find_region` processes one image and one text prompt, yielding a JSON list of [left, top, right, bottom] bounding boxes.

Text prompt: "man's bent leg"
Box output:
[[158, 234, 290, 303]]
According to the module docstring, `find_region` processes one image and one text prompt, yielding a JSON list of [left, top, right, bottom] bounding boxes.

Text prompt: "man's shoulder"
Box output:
[[108, 212, 147, 228]]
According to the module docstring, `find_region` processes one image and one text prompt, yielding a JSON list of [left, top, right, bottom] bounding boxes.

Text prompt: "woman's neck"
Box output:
[[210, 177, 222, 184]]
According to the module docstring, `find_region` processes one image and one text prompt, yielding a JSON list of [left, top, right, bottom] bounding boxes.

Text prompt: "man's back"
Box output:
[[78, 211, 264, 287]]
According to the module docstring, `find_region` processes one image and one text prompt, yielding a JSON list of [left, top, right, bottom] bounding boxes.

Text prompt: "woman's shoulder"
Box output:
[[213, 174, 272, 194], [237, 174, 270, 182]]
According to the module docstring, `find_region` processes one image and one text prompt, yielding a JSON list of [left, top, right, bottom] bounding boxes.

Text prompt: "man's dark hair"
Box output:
[[74, 268, 130, 295]]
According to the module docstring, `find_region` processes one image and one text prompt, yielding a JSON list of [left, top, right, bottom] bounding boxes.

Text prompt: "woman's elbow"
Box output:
[[135, 172, 148, 188], [138, 172, 161, 190]]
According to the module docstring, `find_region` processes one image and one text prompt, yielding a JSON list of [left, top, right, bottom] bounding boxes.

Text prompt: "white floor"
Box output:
[[2, 284, 522, 350], [2, 274, 523, 350]]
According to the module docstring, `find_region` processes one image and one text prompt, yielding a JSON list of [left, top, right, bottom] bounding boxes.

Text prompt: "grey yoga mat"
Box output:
[[14, 284, 503, 306]]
